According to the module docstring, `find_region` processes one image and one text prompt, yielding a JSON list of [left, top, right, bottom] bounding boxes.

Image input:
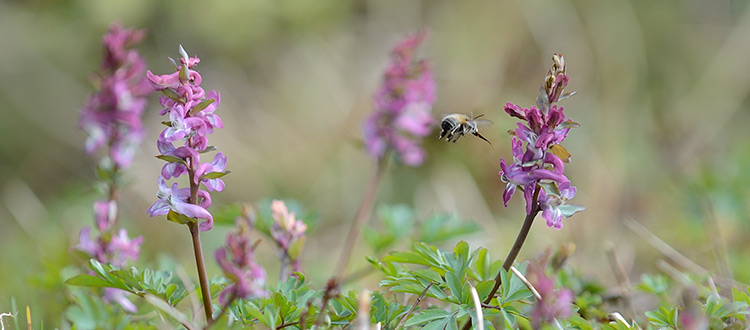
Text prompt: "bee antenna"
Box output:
[[474, 113, 485, 119]]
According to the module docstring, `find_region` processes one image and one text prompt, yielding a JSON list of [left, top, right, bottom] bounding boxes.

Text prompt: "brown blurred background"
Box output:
[[1, 0, 749, 324]]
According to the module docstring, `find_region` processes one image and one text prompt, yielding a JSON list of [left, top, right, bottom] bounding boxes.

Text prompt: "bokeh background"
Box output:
[[1, 0, 749, 325]]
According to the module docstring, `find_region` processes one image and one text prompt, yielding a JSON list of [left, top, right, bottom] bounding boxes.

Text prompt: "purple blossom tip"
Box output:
[[216, 208, 267, 302], [148, 46, 226, 231], [362, 30, 436, 166], [80, 23, 148, 169], [497, 54, 583, 223]]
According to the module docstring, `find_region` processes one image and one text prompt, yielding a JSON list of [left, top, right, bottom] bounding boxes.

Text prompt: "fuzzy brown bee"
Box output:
[[438, 113, 492, 146]]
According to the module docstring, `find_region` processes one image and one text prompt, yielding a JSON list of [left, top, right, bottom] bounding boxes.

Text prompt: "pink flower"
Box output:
[[527, 260, 574, 328], [147, 177, 214, 231], [270, 200, 307, 277], [147, 46, 226, 231], [215, 209, 267, 303], [193, 152, 228, 192], [498, 54, 583, 222], [362, 30, 436, 166], [79, 23, 149, 169]]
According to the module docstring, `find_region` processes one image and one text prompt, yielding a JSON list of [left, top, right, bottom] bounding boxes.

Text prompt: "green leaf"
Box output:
[[143, 294, 197, 330], [559, 119, 581, 128], [383, 251, 431, 266], [287, 235, 306, 260], [413, 243, 446, 268], [504, 267, 532, 303], [191, 99, 215, 114], [475, 248, 490, 280], [411, 269, 444, 285], [636, 274, 669, 295], [167, 210, 195, 225], [161, 88, 183, 102], [538, 181, 560, 196], [501, 307, 516, 329], [445, 271, 463, 303], [65, 274, 112, 288], [422, 314, 458, 330], [178, 65, 189, 84], [199, 145, 217, 153], [404, 309, 453, 327], [475, 280, 495, 302], [645, 305, 677, 328], [201, 171, 230, 180], [155, 155, 186, 164], [559, 204, 586, 218]]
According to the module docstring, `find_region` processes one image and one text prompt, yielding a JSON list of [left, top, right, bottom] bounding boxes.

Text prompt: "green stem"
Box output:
[[460, 185, 541, 330], [187, 163, 213, 323], [188, 221, 213, 322], [205, 295, 235, 329], [334, 151, 389, 280]]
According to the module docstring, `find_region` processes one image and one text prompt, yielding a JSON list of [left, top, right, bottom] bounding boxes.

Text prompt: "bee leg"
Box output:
[[438, 129, 448, 140], [443, 131, 453, 141], [473, 132, 493, 146], [452, 133, 463, 143]]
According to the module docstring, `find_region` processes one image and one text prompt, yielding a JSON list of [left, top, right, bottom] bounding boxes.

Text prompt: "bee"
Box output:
[[438, 112, 493, 146]]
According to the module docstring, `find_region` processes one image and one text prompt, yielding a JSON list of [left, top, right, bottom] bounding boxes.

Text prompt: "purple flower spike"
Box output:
[[147, 46, 227, 231], [527, 260, 574, 328], [270, 200, 307, 278], [80, 23, 149, 169], [498, 54, 583, 224], [75, 23, 148, 313], [215, 207, 267, 303], [362, 30, 436, 166]]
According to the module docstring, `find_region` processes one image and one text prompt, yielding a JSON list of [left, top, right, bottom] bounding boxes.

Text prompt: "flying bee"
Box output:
[[438, 112, 493, 146]]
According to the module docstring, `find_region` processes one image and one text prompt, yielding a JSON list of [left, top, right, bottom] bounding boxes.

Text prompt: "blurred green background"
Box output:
[[1, 0, 749, 326]]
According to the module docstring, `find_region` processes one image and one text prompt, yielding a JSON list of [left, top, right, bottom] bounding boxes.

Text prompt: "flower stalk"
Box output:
[[334, 152, 390, 280], [462, 53, 583, 330], [146, 45, 229, 323], [75, 23, 148, 313]]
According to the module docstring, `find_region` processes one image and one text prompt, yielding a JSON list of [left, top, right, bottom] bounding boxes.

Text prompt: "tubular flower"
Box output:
[[215, 207, 267, 303], [146, 46, 228, 231], [270, 200, 307, 277], [362, 30, 436, 166], [527, 260, 574, 328], [75, 23, 147, 313], [79, 23, 150, 169], [75, 203, 144, 312], [498, 54, 584, 228]]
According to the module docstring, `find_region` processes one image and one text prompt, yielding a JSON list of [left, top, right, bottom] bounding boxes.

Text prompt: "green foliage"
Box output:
[[378, 241, 531, 329], [636, 274, 670, 296], [66, 260, 188, 307], [364, 204, 481, 255], [645, 305, 679, 328]]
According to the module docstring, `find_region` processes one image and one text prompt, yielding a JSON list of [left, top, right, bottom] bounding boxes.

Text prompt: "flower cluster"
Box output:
[[75, 23, 147, 313], [526, 259, 574, 328], [362, 30, 436, 166], [146, 46, 227, 231], [499, 54, 584, 229], [215, 206, 267, 304], [270, 200, 307, 278], [75, 201, 143, 312], [79, 23, 150, 169]]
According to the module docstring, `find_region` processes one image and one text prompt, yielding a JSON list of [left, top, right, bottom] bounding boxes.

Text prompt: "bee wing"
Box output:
[[474, 119, 493, 127], [438, 113, 461, 120]]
